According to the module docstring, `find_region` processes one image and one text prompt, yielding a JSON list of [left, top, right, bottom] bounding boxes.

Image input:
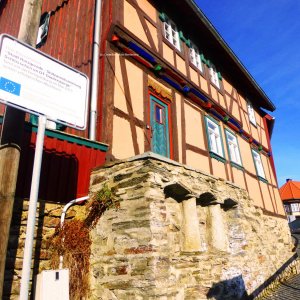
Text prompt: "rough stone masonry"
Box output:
[[88, 152, 295, 300]]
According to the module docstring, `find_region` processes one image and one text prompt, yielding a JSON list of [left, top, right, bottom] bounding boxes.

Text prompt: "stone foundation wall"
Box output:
[[89, 154, 294, 300], [3, 199, 65, 299]]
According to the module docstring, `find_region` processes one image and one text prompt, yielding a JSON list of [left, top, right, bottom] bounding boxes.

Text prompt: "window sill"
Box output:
[[230, 162, 244, 171], [162, 36, 184, 57], [258, 176, 268, 184], [189, 61, 205, 76], [209, 80, 222, 91], [209, 151, 226, 163]]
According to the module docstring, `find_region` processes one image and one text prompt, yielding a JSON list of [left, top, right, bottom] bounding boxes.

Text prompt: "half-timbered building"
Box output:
[[99, 0, 284, 216], [0, 0, 292, 298], [0, 0, 285, 213]]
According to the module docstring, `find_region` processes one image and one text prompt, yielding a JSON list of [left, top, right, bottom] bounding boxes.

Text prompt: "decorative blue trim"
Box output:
[[182, 86, 190, 93], [228, 117, 241, 129], [127, 41, 156, 64], [189, 87, 208, 102], [160, 75, 182, 90], [211, 110, 223, 121]]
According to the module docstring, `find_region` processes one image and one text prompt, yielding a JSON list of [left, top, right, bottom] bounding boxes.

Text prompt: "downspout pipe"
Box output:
[[89, 0, 102, 140], [59, 195, 89, 269]]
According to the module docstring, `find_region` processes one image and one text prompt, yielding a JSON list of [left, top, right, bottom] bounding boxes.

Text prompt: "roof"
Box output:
[[187, 0, 276, 112], [279, 180, 300, 201], [153, 0, 276, 112]]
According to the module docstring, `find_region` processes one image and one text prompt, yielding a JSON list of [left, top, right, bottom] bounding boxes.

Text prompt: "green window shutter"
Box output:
[[179, 31, 191, 47], [218, 72, 222, 81], [206, 59, 211, 68], [154, 64, 162, 72], [56, 123, 66, 131], [200, 54, 206, 64], [30, 114, 38, 126], [30, 114, 65, 131], [159, 12, 167, 22], [179, 31, 185, 41]]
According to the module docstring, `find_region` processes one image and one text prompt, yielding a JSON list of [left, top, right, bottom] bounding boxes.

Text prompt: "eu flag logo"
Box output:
[[0, 77, 21, 96]]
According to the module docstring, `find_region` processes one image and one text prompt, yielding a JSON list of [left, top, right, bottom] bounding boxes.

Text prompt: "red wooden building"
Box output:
[[0, 0, 108, 202]]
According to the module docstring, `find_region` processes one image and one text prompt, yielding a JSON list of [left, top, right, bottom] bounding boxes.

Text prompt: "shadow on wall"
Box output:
[[207, 253, 298, 300], [0, 0, 8, 17], [207, 275, 249, 300]]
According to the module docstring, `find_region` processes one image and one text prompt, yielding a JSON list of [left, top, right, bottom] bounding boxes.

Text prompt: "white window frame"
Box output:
[[189, 42, 203, 72], [252, 149, 265, 179], [225, 130, 242, 166], [247, 102, 257, 126], [206, 117, 224, 157], [163, 18, 180, 51], [291, 203, 300, 212], [209, 65, 220, 89]]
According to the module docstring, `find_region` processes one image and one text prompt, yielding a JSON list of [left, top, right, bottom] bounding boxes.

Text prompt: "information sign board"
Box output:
[[0, 34, 89, 130]]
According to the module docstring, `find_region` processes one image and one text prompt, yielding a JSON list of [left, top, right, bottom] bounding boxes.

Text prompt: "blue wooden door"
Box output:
[[150, 95, 170, 157]]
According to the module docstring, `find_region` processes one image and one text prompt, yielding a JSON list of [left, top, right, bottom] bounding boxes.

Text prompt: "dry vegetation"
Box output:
[[48, 185, 119, 299]]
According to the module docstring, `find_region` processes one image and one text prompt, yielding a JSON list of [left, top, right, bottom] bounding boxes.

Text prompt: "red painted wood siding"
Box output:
[[15, 128, 106, 203], [39, 0, 96, 138], [0, 0, 96, 137]]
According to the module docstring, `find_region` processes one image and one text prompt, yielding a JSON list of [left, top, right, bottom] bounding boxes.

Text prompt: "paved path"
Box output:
[[264, 234, 300, 299]]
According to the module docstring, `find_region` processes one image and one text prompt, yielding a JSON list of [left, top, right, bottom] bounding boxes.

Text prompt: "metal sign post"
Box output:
[[0, 34, 89, 300], [19, 115, 46, 300]]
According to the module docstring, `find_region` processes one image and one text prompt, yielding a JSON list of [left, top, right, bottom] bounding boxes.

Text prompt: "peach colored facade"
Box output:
[[100, 0, 284, 216]]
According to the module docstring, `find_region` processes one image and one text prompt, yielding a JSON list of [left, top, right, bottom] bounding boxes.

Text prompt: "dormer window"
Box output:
[[209, 64, 220, 89], [247, 102, 256, 126], [163, 18, 180, 51], [189, 42, 203, 72]]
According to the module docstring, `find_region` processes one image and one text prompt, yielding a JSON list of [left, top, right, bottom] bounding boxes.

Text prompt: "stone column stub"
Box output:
[[164, 181, 202, 252]]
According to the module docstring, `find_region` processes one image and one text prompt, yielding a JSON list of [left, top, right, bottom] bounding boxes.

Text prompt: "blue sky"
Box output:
[[195, 0, 300, 187]]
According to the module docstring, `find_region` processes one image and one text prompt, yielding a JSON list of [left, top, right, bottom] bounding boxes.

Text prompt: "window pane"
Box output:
[[163, 19, 180, 51], [210, 67, 220, 89], [226, 132, 241, 165], [247, 103, 256, 125], [252, 150, 265, 178], [207, 119, 223, 157], [190, 43, 203, 72], [155, 105, 163, 123]]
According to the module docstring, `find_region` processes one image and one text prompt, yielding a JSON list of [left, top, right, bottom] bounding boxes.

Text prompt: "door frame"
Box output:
[[147, 90, 173, 159]]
